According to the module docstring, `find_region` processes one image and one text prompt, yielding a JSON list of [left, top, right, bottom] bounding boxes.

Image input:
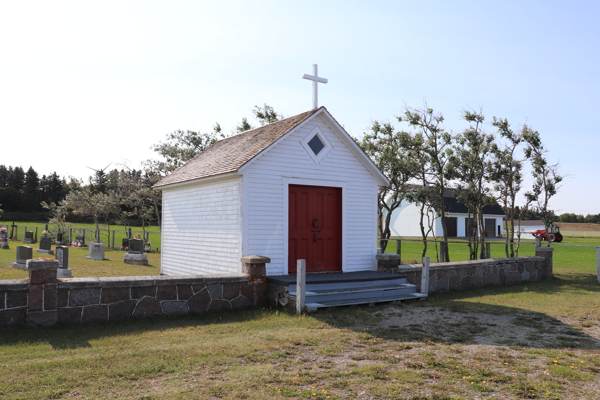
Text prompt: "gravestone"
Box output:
[[12, 245, 32, 270], [36, 236, 54, 255], [128, 239, 144, 254], [86, 242, 107, 260], [75, 235, 85, 246], [122, 238, 129, 250], [124, 239, 148, 265], [144, 242, 152, 252], [55, 232, 64, 245], [24, 231, 35, 244], [0, 229, 8, 249], [55, 245, 72, 278]]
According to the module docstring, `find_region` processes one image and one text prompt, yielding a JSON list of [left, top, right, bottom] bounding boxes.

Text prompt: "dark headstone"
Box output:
[[12, 245, 32, 270], [128, 239, 144, 254], [56, 232, 63, 243], [40, 237, 52, 251], [75, 235, 85, 246], [122, 238, 129, 249], [24, 231, 35, 244], [0, 230, 8, 249]]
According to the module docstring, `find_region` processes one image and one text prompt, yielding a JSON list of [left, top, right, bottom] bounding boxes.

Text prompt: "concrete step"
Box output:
[[290, 283, 418, 303], [304, 293, 428, 312], [298, 278, 407, 292]]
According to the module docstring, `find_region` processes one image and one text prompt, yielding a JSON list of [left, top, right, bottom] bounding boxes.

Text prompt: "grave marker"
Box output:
[[55, 232, 64, 245], [75, 235, 85, 246], [36, 236, 54, 255], [24, 231, 35, 244], [124, 239, 148, 265], [86, 242, 107, 260], [12, 245, 32, 270], [0, 228, 8, 249], [56, 245, 72, 278]]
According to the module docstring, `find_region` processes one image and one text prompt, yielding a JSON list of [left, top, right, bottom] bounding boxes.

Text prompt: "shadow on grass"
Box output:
[[0, 308, 270, 350]]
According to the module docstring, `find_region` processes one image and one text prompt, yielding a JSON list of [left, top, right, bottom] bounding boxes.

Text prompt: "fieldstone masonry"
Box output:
[[377, 248, 553, 293], [0, 255, 270, 328]]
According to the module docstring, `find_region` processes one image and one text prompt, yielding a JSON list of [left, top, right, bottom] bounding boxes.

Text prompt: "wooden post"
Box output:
[[486, 243, 491, 259], [112, 231, 116, 249], [535, 237, 541, 250], [68, 228, 72, 245], [396, 239, 401, 263], [296, 259, 306, 314], [421, 257, 430, 295], [596, 247, 600, 285], [34, 227, 38, 242]]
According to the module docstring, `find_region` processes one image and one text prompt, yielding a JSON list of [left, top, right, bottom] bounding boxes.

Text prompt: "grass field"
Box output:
[[381, 237, 599, 277], [0, 221, 162, 250], [0, 239, 161, 280], [0, 275, 598, 399]]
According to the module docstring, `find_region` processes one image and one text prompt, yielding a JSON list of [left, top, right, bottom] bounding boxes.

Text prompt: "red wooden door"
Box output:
[[288, 185, 342, 274]]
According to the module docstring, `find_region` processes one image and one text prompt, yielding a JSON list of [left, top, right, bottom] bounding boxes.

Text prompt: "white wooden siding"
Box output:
[[161, 177, 242, 275], [244, 114, 378, 275]]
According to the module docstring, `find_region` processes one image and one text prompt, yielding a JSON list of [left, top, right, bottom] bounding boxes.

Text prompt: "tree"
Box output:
[[449, 110, 496, 259], [490, 117, 527, 257], [521, 125, 563, 235], [399, 104, 454, 261], [7, 166, 25, 190], [61, 187, 113, 230], [0, 165, 8, 187], [235, 118, 253, 133], [253, 104, 282, 125], [150, 124, 224, 174], [41, 201, 71, 233], [359, 121, 417, 252]]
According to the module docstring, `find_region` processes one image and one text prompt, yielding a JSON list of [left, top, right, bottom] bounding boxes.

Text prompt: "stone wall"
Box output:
[[0, 256, 270, 329], [377, 247, 553, 293]]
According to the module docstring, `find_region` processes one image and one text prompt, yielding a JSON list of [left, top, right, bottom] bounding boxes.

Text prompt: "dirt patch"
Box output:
[[371, 305, 600, 350], [556, 222, 600, 232]]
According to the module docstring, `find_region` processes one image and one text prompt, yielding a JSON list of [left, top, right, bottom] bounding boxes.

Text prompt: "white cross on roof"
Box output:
[[302, 64, 328, 109]]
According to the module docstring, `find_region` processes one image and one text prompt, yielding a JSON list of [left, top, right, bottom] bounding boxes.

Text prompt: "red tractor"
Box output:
[[531, 224, 564, 243]]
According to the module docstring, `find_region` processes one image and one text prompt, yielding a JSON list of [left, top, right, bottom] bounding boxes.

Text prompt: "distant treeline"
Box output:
[[557, 213, 600, 224], [0, 165, 69, 219]]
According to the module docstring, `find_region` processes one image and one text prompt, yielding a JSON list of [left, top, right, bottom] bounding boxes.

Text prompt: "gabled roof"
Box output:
[[154, 107, 389, 189], [405, 186, 505, 216]]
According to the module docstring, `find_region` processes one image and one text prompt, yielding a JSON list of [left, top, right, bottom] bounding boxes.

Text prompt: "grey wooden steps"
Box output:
[[284, 274, 427, 312]]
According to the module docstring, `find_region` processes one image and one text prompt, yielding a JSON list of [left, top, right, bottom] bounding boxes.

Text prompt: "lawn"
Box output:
[[381, 237, 599, 277], [0, 238, 161, 280], [0, 276, 598, 399]]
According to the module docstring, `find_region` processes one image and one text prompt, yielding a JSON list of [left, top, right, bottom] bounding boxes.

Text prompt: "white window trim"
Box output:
[[300, 126, 332, 164]]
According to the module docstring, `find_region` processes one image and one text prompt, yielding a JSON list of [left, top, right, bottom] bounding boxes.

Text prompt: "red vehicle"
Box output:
[[531, 224, 563, 243]]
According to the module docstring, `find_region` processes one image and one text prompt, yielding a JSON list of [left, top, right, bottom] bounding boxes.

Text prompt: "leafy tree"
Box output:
[[150, 124, 224, 174], [399, 104, 454, 261], [359, 121, 417, 252], [253, 104, 282, 125], [449, 110, 495, 259], [61, 187, 113, 230], [235, 118, 253, 133], [0, 165, 8, 187], [522, 125, 563, 235], [41, 201, 71, 233]]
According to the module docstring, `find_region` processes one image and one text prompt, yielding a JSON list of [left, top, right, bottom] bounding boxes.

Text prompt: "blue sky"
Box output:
[[1, 1, 598, 214]]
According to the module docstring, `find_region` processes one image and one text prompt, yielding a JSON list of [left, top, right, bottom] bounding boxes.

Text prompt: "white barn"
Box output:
[[154, 107, 389, 276], [386, 189, 505, 238]]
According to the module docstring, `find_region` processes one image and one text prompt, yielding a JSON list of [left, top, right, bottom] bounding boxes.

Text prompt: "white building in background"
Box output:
[[385, 189, 505, 238], [515, 220, 545, 239]]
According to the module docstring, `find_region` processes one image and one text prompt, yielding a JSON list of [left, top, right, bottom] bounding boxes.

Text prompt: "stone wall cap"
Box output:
[[376, 253, 401, 260], [204, 274, 249, 283], [241, 255, 271, 264], [536, 247, 555, 252], [58, 278, 101, 288], [0, 279, 29, 290], [26, 258, 59, 270]]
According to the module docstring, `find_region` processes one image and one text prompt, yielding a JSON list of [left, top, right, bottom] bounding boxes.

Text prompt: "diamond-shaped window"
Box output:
[[307, 134, 325, 155]]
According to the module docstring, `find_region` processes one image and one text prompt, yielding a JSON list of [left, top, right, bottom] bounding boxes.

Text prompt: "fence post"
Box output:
[[35, 227, 38, 242], [486, 243, 491, 259], [596, 247, 600, 285], [535, 237, 541, 250], [296, 259, 306, 314], [421, 257, 430, 295], [396, 239, 401, 263], [68, 228, 72, 245]]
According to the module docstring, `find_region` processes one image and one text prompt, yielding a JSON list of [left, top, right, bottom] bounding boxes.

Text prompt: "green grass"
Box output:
[[0, 276, 598, 399], [381, 237, 599, 277], [0, 221, 162, 250], [0, 238, 161, 280]]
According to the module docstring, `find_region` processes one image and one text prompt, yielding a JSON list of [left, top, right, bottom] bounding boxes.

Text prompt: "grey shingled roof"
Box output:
[[154, 107, 323, 188]]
